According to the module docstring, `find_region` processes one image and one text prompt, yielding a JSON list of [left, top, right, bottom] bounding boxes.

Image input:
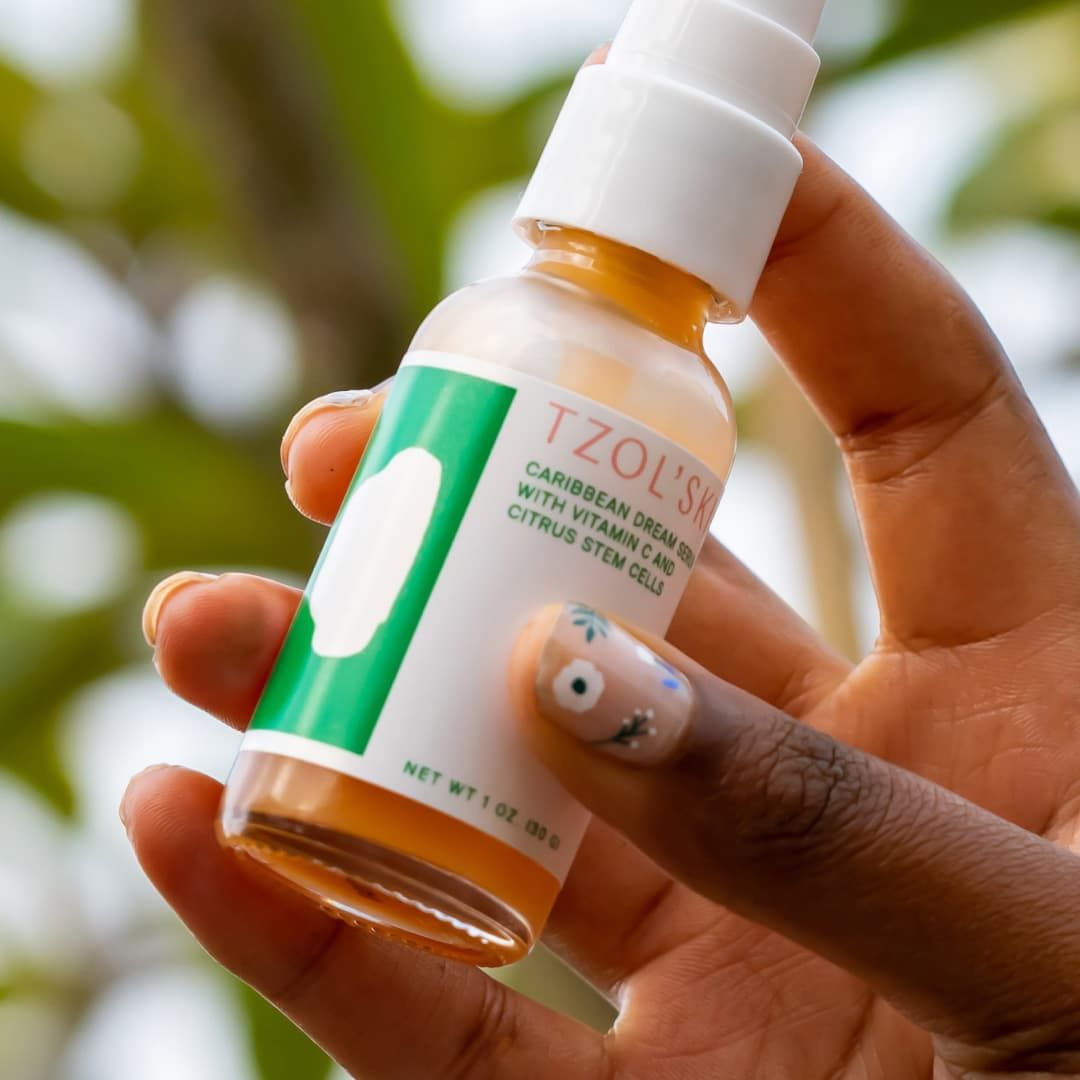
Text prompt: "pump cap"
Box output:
[[514, 0, 827, 318]]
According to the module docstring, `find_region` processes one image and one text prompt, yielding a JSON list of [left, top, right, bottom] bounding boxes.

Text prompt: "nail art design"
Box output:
[[552, 659, 606, 713], [534, 604, 695, 766], [593, 708, 658, 751], [636, 645, 685, 691], [570, 604, 610, 643]]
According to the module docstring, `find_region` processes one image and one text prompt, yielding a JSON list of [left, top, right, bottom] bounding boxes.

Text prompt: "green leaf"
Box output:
[[236, 982, 333, 1080], [949, 98, 1080, 234]]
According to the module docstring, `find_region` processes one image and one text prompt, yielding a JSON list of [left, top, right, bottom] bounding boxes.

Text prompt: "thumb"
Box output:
[[509, 604, 1080, 1066]]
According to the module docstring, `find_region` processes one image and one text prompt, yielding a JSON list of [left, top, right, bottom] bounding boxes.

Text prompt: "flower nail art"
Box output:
[[553, 659, 606, 713], [636, 645, 685, 691], [593, 708, 658, 750], [570, 604, 610, 644], [533, 605, 695, 767]]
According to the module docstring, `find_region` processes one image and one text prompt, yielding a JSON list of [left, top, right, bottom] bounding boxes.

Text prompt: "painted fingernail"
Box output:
[[280, 389, 379, 474], [283, 477, 321, 523], [119, 764, 172, 832], [142, 572, 218, 648], [533, 604, 695, 766]]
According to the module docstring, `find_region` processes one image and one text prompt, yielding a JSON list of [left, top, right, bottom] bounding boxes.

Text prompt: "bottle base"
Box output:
[[219, 751, 561, 966], [221, 809, 535, 967]]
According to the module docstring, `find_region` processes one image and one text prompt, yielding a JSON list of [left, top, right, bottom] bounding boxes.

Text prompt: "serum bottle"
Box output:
[[220, 0, 826, 966]]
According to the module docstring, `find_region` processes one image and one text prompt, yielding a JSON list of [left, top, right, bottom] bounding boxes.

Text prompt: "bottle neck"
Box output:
[[524, 227, 719, 352]]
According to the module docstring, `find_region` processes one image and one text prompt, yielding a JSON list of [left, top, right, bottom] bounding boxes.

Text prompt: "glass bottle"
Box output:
[[221, 226, 737, 965], [218, 0, 825, 966]]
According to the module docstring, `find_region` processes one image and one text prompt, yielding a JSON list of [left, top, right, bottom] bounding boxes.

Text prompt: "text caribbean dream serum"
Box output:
[[219, 0, 827, 966]]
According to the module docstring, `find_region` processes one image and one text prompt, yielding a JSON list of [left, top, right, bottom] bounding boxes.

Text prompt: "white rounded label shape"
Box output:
[[310, 447, 443, 659]]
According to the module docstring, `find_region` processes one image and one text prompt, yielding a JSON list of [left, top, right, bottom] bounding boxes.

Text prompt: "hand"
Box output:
[[125, 138, 1080, 1078]]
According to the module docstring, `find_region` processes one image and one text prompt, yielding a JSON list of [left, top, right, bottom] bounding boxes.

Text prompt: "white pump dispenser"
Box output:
[[515, 0, 828, 317]]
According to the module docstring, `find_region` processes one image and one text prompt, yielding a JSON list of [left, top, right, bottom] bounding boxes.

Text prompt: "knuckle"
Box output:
[[840, 369, 1013, 490], [720, 716, 888, 863], [267, 922, 346, 1010], [444, 977, 521, 1080], [942, 1018, 1080, 1078]]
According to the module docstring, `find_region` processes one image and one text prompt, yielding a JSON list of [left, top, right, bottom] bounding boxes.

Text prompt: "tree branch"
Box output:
[[143, 0, 410, 385]]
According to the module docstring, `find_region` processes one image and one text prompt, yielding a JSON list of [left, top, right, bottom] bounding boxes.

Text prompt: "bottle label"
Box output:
[[243, 351, 725, 881]]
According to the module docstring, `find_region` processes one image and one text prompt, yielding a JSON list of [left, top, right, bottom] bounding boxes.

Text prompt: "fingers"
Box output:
[[513, 605, 1080, 1063], [582, 43, 611, 67], [145, 551, 845, 741], [281, 387, 387, 524], [122, 767, 605, 1080], [146, 548, 847, 735], [756, 140, 1080, 647], [144, 385, 387, 726], [146, 572, 300, 728]]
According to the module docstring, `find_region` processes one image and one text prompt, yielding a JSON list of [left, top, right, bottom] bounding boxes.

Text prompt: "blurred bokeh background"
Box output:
[[0, 0, 1077, 1076]]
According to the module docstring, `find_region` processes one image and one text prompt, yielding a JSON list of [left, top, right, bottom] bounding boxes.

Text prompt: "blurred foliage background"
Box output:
[[0, 0, 1077, 1077]]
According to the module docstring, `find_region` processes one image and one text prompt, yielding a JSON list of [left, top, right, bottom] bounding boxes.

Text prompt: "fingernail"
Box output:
[[583, 42, 611, 68], [284, 477, 324, 524], [142, 572, 218, 648], [280, 389, 379, 474], [119, 764, 172, 832], [532, 604, 695, 766]]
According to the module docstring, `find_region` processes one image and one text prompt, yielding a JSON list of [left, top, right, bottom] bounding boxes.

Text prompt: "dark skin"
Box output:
[[126, 93, 1080, 1077]]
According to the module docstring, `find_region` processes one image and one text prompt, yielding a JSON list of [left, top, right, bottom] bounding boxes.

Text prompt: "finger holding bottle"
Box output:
[[511, 604, 1080, 1072], [280, 383, 390, 523], [756, 139, 1080, 649]]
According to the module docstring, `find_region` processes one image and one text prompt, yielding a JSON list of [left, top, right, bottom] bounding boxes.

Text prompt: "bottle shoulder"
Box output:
[[409, 273, 737, 478]]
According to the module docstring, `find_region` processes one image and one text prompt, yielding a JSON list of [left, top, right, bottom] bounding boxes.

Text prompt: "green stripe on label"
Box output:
[[251, 366, 517, 755]]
